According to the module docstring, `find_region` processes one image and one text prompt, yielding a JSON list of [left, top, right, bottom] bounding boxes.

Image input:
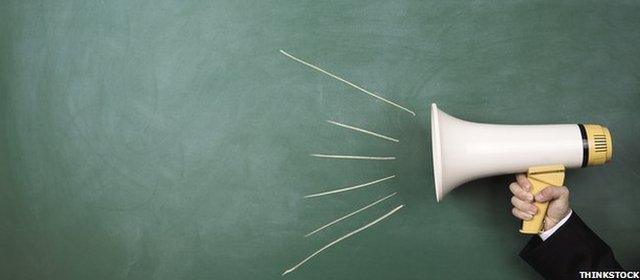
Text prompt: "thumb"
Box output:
[[535, 186, 568, 203]]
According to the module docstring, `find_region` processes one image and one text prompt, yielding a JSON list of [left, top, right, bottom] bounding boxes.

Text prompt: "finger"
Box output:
[[512, 207, 533, 221], [511, 196, 537, 215], [535, 186, 569, 203], [509, 182, 533, 202], [516, 174, 532, 192]]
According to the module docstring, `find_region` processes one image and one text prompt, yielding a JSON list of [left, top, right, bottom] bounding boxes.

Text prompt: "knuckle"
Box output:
[[552, 187, 563, 196], [510, 196, 518, 206], [516, 174, 529, 184]]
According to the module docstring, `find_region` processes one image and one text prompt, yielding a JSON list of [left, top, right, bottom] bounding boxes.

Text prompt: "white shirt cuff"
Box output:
[[539, 209, 572, 241]]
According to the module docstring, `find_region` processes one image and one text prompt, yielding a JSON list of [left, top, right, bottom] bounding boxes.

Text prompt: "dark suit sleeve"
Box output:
[[520, 212, 622, 279]]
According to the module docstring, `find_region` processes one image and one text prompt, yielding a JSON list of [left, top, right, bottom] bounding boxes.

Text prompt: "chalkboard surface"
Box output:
[[1, 1, 639, 279]]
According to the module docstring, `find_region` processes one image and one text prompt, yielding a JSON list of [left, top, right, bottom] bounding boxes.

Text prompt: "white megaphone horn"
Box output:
[[430, 103, 612, 234]]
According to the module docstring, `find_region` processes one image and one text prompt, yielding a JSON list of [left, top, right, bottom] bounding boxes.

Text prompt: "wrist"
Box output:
[[539, 209, 572, 241], [543, 208, 571, 231]]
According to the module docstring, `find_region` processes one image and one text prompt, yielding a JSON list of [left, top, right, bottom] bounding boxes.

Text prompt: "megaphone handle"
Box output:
[[519, 165, 566, 234]]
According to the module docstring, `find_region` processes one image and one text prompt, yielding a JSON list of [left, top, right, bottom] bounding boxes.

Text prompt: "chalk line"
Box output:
[[304, 175, 396, 198], [326, 120, 399, 143], [310, 154, 395, 161], [305, 192, 397, 237], [279, 50, 415, 116], [282, 204, 404, 276]]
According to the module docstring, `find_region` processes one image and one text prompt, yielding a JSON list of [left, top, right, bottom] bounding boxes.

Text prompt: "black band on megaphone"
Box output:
[[577, 124, 589, 168]]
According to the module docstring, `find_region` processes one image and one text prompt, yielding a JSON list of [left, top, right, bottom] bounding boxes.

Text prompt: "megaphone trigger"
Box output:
[[520, 165, 566, 235]]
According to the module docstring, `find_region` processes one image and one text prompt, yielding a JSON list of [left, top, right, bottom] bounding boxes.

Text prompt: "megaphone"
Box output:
[[430, 103, 612, 234]]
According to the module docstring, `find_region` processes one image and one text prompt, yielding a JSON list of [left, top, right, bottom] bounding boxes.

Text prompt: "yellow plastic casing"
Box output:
[[582, 124, 613, 166], [520, 165, 566, 234]]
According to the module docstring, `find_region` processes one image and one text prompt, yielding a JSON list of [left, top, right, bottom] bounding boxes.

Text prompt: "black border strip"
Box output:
[[578, 124, 589, 167]]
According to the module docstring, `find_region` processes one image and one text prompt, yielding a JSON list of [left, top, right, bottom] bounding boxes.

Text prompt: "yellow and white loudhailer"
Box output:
[[430, 103, 613, 234]]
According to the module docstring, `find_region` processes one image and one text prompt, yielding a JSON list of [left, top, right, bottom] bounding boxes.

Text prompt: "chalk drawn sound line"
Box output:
[[282, 204, 404, 276], [279, 50, 416, 116], [326, 120, 399, 143], [304, 175, 396, 198], [305, 192, 398, 237], [310, 154, 396, 161]]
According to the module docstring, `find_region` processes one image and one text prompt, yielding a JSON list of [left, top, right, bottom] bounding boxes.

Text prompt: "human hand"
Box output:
[[509, 174, 571, 231]]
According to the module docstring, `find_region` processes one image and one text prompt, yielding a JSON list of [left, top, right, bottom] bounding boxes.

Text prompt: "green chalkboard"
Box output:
[[1, 1, 639, 279]]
